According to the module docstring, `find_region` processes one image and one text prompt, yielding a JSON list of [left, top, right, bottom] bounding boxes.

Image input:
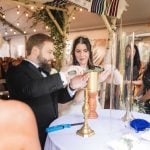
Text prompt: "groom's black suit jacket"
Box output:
[[6, 60, 73, 148]]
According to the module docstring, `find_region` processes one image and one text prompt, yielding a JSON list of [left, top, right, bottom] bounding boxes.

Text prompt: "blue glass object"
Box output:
[[46, 122, 83, 133], [46, 124, 71, 133]]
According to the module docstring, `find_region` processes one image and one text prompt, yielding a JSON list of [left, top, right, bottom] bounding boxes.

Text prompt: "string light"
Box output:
[[45, 26, 49, 30], [16, 22, 20, 26], [17, 9, 20, 15], [1, 4, 48, 37], [2, 14, 5, 18], [41, 6, 44, 9], [30, 6, 34, 10], [72, 16, 75, 20], [5, 30, 8, 35], [79, 8, 83, 12], [25, 12, 29, 17]]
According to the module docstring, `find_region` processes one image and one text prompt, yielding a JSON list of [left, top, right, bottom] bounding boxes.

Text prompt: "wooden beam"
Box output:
[[46, 7, 64, 37], [46, 5, 67, 12], [0, 16, 24, 34], [11, 0, 38, 5], [101, 15, 113, 33], [10, 0, 67, 12], [7, 0, 43, 10]]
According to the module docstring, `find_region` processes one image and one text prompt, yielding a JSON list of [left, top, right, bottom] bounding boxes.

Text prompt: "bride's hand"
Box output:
[[99, 70, 111, 83]]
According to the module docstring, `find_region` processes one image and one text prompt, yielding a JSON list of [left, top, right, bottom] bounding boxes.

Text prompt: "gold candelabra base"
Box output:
[[76, 122, 95, 137], [76, 88, 95, 137]]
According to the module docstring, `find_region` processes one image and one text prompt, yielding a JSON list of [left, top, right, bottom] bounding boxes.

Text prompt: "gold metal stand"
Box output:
[[76, 88, 95, 137]]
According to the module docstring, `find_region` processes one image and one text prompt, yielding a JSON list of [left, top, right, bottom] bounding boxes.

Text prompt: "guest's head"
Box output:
[[26, 33, 55, 69], [0, 99, 41, 150], [125, 44, 141, 69], [71, 36, 94, 69]]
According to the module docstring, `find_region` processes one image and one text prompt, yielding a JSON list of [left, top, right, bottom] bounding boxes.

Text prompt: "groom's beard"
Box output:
[[38, 56, 51, 73], [40, 62, 51, 73]]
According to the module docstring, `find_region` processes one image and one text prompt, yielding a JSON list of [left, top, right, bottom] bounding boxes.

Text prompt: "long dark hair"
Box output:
[[125, 44, 141, 70], [133, 45, 141, 70], [71, 36, 94, 69], [143, 61, 150, 92]]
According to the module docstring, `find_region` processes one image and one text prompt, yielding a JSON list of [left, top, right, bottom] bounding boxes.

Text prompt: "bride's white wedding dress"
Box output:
[[59, 89, 101, 116], [59, 64, 122, 116]]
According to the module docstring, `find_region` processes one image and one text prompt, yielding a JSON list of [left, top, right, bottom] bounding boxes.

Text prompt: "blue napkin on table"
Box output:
[[130, 119, 150, 132]]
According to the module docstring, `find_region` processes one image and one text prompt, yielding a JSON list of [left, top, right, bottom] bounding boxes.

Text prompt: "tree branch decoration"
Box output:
[[32, 7, 66, 70]]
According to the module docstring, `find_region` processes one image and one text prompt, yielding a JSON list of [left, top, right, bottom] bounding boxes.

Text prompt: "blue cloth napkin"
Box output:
[[130, 119, 150, 132]]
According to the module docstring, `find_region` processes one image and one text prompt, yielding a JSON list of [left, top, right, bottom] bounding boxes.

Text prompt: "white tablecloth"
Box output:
[[44, 109, 150, 150]]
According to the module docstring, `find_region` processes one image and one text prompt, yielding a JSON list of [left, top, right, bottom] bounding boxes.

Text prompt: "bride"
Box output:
[[59, 36, 121, 116]]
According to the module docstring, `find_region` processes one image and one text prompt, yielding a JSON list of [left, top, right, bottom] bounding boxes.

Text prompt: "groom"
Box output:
[[6, 33, 88, 148]]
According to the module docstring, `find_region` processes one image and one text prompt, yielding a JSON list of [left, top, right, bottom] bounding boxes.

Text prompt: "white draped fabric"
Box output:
[[44, 109, 150, 150]]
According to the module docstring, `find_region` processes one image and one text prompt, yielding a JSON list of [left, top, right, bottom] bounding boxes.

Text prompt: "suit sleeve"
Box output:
[[52, 88, 75, 104], [6, 67, 65, 99]]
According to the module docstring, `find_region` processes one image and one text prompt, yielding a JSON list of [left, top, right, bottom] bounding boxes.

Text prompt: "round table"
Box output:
[[44, 109, 150, 150]]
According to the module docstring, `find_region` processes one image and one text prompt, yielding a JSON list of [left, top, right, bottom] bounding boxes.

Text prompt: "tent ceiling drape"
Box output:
[[0, 0, 150, 37]]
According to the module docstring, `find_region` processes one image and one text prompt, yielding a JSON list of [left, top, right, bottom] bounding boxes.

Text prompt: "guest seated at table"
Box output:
[[140, 61, 150, 114], [0, 99, 41, 150], [124, 44, 144, 99], [59, 36, 121, 116]]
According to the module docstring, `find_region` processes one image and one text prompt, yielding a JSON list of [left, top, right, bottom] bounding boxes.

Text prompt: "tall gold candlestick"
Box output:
[[76, 88, 95, 137], [87, 71, 98, 119]]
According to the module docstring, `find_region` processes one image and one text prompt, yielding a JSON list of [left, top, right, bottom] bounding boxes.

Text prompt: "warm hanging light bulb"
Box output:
[[2, 14, 5, 18], [10, 28, 13, 32], [17, 5, 20, 9], [16, 22, 20, 26], [14, 31, 16, 35], [25, 12, 29, 17], [24, 31, 27, 34], [17, 9, 20, 15], [5, 30, 8, 35], [72, 16, 75, 20], [79, 8, 83, 12], [45, 26, 49, 30], [33, 29, 36, 32], [30, 6, 34, 10]]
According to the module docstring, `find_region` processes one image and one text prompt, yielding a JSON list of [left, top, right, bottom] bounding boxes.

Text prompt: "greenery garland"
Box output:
[[32, 8, 66, 70]]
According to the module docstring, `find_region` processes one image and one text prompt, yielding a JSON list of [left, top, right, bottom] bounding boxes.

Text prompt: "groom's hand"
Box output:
[[69, 73, 89, 90]]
